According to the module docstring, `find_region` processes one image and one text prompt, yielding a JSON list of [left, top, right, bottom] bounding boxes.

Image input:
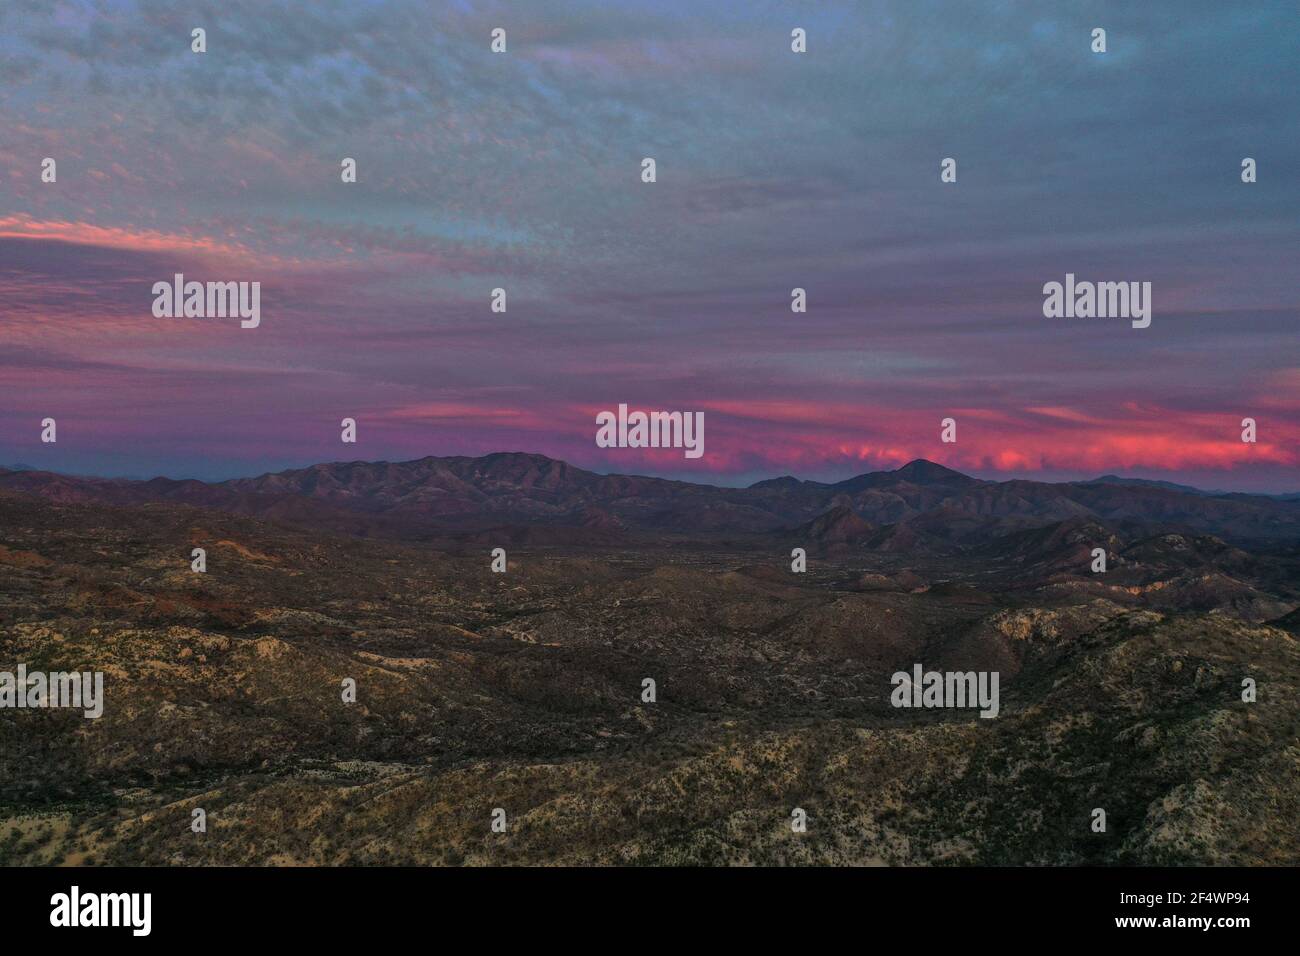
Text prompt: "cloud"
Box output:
[[0, 1, 1295, 490]]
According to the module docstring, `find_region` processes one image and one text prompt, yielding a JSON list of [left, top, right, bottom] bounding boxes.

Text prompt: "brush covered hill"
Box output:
[[1, 489, 1297, 865]]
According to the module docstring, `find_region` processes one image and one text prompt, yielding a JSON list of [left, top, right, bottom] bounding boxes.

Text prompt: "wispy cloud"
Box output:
[[1, 1, 1295, 490]]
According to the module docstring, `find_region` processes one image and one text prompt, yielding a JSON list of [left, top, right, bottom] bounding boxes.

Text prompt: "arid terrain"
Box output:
[[2, 454, 1298, 865]]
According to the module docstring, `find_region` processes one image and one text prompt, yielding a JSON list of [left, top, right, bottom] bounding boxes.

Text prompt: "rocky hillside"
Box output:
[[1, 491, 1296, 865]]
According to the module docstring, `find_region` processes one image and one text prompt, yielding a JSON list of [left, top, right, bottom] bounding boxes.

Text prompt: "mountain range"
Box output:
[[3, 453, 1298, 548]]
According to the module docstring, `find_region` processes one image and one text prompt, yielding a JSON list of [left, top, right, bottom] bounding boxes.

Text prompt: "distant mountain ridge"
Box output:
[[1085, 474, 1218, 496], [2, 452, 1298, 545]]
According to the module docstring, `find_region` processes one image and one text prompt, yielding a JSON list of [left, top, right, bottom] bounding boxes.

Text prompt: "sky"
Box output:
[[1, 0, 1297, 491]]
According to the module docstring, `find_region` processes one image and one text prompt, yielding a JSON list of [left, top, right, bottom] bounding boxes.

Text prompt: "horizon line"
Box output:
[[4, 451, 1297, 500]]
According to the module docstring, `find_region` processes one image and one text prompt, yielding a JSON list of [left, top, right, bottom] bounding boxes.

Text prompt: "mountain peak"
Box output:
[[748, 475, 804, 491], [892, 459, 971, 484]]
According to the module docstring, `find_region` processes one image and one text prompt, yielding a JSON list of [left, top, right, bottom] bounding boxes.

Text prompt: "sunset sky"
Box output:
[[1, 1, 1296, 491]]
